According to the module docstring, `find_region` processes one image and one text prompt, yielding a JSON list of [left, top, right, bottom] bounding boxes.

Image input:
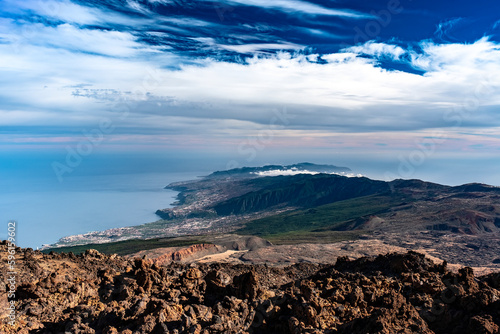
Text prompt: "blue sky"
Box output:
[[1, 0, 500, 182]]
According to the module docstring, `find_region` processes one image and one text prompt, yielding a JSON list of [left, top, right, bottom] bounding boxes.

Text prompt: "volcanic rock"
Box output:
[[1, 242, 499, 333]]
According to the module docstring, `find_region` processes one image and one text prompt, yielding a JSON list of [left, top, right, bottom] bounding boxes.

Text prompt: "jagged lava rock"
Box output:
[[1, 241, 499, 333]]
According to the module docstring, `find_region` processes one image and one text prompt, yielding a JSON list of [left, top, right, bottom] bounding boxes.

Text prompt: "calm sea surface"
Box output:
[[0, 171, 206, 248]]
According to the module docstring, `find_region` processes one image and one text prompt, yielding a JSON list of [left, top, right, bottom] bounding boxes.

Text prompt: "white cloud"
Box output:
[[1, 0, 152, 27], [126, 39, 500, 131], [410, 37, 500, 74], [345, 42, 406, 60], [34, 23, 154, 57], [147, 0, 171, 3], [3, 0, 101, 25], [126, 0, 155, 15], [161, 16, 215, 27], [218, 43, 304, 53], [253, 168, 363, 177], [2, 5, 500, 145], [301, 27, 343, 39], [222, 0, 370, 18], [189, 37, 303, 54]]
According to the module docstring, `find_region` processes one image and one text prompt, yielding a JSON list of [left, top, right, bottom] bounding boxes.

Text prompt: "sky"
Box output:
[[1, 0, 500, 184]]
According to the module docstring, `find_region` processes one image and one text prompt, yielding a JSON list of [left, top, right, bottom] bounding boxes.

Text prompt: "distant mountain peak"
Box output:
[[207, 162, 352, 179]]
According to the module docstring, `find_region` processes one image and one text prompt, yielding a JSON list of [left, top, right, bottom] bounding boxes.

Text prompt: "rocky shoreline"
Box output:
[[1, 241, 499, 333]]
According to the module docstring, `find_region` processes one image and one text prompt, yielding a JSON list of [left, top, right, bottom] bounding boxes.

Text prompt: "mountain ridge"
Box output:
[[203, 162, 352, 179]]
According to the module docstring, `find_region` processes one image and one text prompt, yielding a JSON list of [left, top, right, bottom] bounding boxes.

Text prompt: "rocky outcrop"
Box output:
[[129, 244, 227, 266], [206, 235, 272, 251], [125, 235, 273, 266], [1, 242, 499, 333]]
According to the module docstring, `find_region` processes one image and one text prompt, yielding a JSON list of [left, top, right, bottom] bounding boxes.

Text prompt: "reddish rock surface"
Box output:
[[129, 244, 227, 266]]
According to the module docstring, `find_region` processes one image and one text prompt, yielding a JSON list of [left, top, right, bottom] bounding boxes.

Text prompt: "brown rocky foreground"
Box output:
[[1, 241, 500, 333]]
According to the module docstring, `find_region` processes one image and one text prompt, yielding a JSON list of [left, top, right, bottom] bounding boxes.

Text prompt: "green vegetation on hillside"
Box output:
[[237, 194, 407, 243], [42, 236, 209, 256], [264, 230, 368, 245]]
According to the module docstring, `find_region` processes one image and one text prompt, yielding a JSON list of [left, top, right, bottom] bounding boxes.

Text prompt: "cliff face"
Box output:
[[2, 241, 500, 334], [212, 175, 389, 216]]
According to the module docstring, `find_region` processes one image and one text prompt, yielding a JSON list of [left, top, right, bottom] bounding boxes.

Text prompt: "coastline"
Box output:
[[11, 172, 206, 249]]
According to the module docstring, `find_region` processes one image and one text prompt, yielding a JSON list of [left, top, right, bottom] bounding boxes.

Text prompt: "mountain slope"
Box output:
[[236, 194, 403, 237], [212, 174, 390, 215]]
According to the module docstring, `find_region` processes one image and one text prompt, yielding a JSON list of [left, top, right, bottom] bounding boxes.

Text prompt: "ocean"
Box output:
[[0, 151, 222, 248], [0, 171, 210, 248]]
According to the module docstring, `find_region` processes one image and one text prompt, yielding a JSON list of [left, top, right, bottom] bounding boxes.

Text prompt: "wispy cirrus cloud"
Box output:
[[220, 0, 371, 18], [2, 0, 102, 25], [493, 20, 500, 30], [218, 43, 303, 53], [3, 20, 158, 57], [435, 17, 464, 41], [0, 0, 150, 27], [191, 37, 304, 53]]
